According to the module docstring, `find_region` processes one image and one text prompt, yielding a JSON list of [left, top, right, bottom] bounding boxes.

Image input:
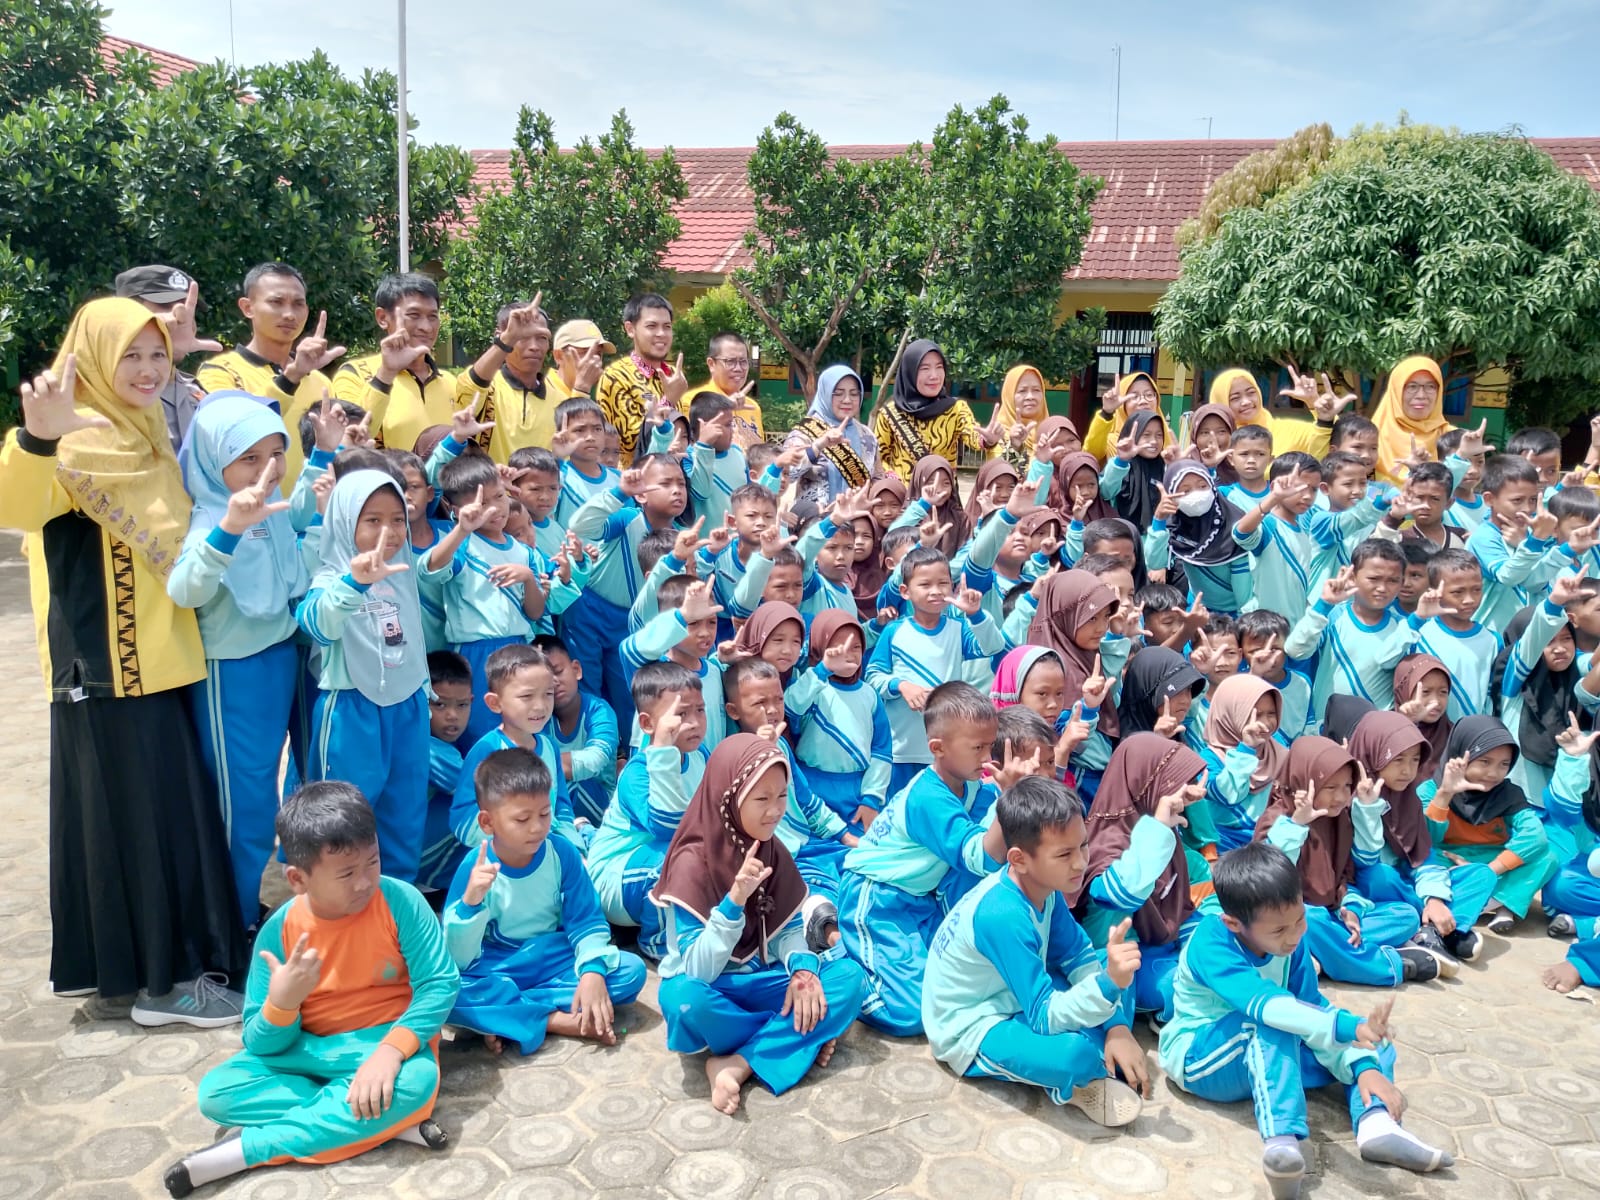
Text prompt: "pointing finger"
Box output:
[[313, 310, 327, 340]]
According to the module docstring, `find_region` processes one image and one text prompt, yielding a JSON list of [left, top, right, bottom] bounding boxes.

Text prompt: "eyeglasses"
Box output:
[[714, 357, 750, 369], [1402, 382, 1439, 397]]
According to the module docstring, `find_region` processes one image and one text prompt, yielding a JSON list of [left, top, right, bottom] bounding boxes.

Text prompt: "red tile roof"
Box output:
[[472, 137, 1600, 282], [99, 35, 202, 90]]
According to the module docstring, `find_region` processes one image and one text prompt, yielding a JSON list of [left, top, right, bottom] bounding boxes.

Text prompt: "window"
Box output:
[[1093, 312, 1157, 393]]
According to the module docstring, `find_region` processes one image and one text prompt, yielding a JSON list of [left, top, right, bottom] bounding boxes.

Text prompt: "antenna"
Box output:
[[1112, 45, 1122, 140], [228, 0, 237, 67], [1197, 116, 1213, 139]]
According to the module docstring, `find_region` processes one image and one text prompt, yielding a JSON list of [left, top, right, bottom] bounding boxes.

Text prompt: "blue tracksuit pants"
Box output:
[[312, 687, 429, 882], [838, 872, 941, 1037], [563, 590, 633, 732]]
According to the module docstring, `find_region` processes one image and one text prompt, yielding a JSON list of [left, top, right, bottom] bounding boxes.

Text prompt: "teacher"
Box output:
[[871, 339, 998, 482]]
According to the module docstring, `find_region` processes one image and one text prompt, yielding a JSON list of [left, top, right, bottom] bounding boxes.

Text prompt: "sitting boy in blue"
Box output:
[[1159, 842, 1452, 1200], [417, 651, 472, 893], [923, 777, 1147, 1128], [839, 681, 1007, 1036], [163, 783, 459, 1197], [535, 635, 620, 833], [444, 749, 644, 1056]]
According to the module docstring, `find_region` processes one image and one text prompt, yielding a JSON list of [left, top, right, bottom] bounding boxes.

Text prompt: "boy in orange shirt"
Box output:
[[163, 783, 460, 1197]]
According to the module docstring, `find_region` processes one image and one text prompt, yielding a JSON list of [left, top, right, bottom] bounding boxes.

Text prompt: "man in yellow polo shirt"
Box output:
[[451, 298, 558, 462], [547, 319, 613, 404], [683, 330, 764, 449], [595, 292, 689, 465], [195, 262, 345, 481]]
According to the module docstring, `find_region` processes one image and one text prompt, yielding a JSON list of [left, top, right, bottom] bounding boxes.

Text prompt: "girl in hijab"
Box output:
[[870, 339, 998, 482], [1146, 459, 1260, 616], [963, 457, 1020, 533], [299, 470, 432, 882], [1049, 450, 1115, 527], [1101, 411, 1170, 529], [170, 393, 309, 929], [1083, 372, 1168, 463], [1420, 716, 1560, 933], [1491, 592, 1585, 803], [991, 645, 1067, 724], [788, 610, 892, 830], [1073, 733, 1208, 1020], [1372, 356, 1452, 486], [1027, 570, 1127, 801], [1392, 654, 1453, 778], [890, 454, 970, 559], [1347, 711, 1497, 966], [652, 735, 868, 1115], [988, 364, 1049, 471], [1256, 738, 1435, 987], [3, 297, 248, 1021], [1193, 674, 1285, 851], [783, 363, 877, 506], [1207, 368, 1331, 458], [1117, 647, 1205, 739], [1185, 403, 1239, 484], [731, 601, 807, 687]]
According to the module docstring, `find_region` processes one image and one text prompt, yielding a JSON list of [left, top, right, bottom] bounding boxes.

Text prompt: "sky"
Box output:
[[103, 0, 1600, 150]]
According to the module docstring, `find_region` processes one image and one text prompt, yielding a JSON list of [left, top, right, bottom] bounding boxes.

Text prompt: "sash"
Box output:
[[880, 402, 933, 464], [795, 417, 869, 489]]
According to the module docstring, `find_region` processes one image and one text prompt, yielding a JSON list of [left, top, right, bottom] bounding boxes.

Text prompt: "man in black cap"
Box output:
[[114, 265, 222, 448]]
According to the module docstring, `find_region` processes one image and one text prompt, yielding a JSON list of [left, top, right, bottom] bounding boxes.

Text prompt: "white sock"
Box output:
[[394, 1123, 429, 1147], [182, 1138, 248, 1189], [1355, 1110, 1399, 1145], [1265, 1134, 1299, 1153]]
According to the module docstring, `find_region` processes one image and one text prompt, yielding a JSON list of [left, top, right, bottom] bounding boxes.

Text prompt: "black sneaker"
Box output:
[[1548, 914, 1577, 939], [1407, 927, 1461, 978], [803, 898, 839, 954], [1399, 945, 1442, 982], [162, 1162, 195, 1199], [1441, 928, 1482, 961]]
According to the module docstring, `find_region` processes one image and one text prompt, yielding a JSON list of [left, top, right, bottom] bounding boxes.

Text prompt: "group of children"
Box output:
[[14, 277, 1600, 1200]]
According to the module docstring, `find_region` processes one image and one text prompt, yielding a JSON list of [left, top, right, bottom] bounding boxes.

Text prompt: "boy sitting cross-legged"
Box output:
[[1158, 841, 1452, 1200], [444, 748, 645, 1056], [164, 783, 460, 1197]]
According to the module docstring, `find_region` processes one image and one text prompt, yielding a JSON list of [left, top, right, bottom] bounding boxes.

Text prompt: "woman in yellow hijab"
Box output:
[[1206, 368, 1331, 458], [0, 296, 248, 1022], [988, 364, 1050, 469], [1083, 371, 1169, 461], [1372, 355, 1451, 485]]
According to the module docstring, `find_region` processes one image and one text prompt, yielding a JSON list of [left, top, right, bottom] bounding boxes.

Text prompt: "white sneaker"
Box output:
[[131, 973, 244, 1029], [1069, 1077, 1144, 1127]]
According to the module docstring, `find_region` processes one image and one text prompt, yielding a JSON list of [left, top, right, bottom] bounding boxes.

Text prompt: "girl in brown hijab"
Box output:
[[731, 602, 807, 686], [963, 456, 1020, 533], [1255, 737, 1442, 987], [852, 476, 908, 621], [1072, 733, 1207, 1019], [1197, 674, 1286, 851], [900, 454, 970, 558], [1048, 450, 1115, 525], [1027, 570, 1123, 803], [652, 734, 868, 1115], [1391, 654, 1453, 779], [1346, 711, 1493, 966]]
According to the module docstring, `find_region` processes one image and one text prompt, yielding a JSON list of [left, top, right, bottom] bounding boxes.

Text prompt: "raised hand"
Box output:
[[1290, 787, 1317, 826], [378, 329, 427, 378], [260, 931, 322, 1012], [1056, 702, 1093, 766], [918, 519, 952, 551], [348, 527, 410, 586], [219, 462, 290, 535], [454, 485, 491, 533], [1160, 441, 1184, 465], [727, 838, 772, 906], [987, 738, 1044, 790], [311, 469, 335, 515], [1100, 374, 1125, 416], [1247, 632, 1281, 676], [1567, 517, 1600, 556], [756, 719, 787, 745], [1278, 368, 1320, 412], [1154, 484, 1179, 522], [287, 311, 347, 382], [662, 353, 690, 409], [653, 693, 687, 748], [1154, 784, 1190, 829], [1438, 753, 1471, 796], [308, 391, 349, 453], [1456, 419, 1489, 459], [679, 580, 723, 627], [1530, 505, 1560, 543], [1355, 996, 1395, 1049], [573, 340, 606, 394], [1154, 694, 1184, 738], [698, 409, 734, 447], [161, 279, 223, 358], [1080, 653, 1110, 709], [671, 516, 708, 562], [450, 401, 494, 443], [619, 466, 648, 499], [1240, 710, 1272, 750], [1397, 679, 1429, 721], [1353, 763, 1382, 806], [341, 410, 373, 449], [1113, 431, 1138, 461], [1555, 712, 1600, 758], [1551, 566, 1591, 607], [773, 444, 808, 470], [1413, 583, 1457, 621], [1269, 469, 1313, 510], [1311, 372, 1357, 423], [463, 842, 500, 906], [17, 355, 109, 441], [1321, 565, 1358, 606], [1188, 628, 1217, 675], [499, 292, 544, 344], [821, 639, 857, 677], [1104, 918, 1142, 989], [704, 515, 737, 556], [758, 521, 794, 558], [952, 574, 984, 616]]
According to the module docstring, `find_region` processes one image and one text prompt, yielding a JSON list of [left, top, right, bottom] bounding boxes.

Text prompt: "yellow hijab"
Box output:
[[1207, 368, 1271, 431], [1372, 355, 1450, 485], [52, 298, 191, 579], [991, 365, 1046, 459]]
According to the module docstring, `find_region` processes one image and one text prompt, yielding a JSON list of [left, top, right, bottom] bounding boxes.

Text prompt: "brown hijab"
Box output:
[[1048, 450, 1116, 525], [1204, 674, 1286, 790], [1348, 711, 1432, 868], [910, 454, 969, 557], [1255, 736, 1357, 910], [1027, 569, 1121, 737], [964, 457, 1020, 530], [1187, 403, 1239, 486], [1392, 654, 1453, 779], [807, 609, 866, 686], [852, 475, 907, 619], [1076, 733, 1205, 945], [652, 734, 808, 964], [732, 602, 806, 682]]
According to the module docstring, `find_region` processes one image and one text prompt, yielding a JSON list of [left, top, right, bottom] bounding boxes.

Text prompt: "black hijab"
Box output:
[[1437, 715, 1527, 827], [1323, 694, 1375, 746], [1118, 646, 1206, 736], [894, 339, 957, 421], [1163, 460, 1244, 567], [1490, 602, 1578, 769], [1113, 411, 1167, 531]]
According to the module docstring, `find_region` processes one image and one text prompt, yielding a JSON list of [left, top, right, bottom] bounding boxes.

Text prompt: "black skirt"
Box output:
[[49, 689, 249, 996]]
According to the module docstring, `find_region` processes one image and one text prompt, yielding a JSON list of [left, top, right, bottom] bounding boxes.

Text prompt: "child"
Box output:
[[1285, 541, 1428, 717], [1159, 842, 1452, 1200], [684, 391, 749, 528], [1507, 425, 1563, 489], [1393, 537, 1437, 615], [1074, 732, 1208, 1021], [623, 576, 728, 750], [1393, 653, 1454, 776], [866, 547, 1006, 794], [1026, 570, 1122, 799], [1242, 454, 1326, 620], [839, 682, 1007, 1036], [652, 734, 867, 1115], [536, 634, 620, 831], [1385, 461, 1466, 551], [1220, 423, 1273, 507], [1134, 583, 1189, 646], [1495, 583, 1591, 806], [700, 481, 781, 625], [170, 394, 308, 929], [1050, 450, 1117, 527], [585, 663, 709, 958], [1538, 717, 1600, 939], [629, 523, 699, 633], [787, 609, 893, 830], [552, 396, 620, 524], [424, 454, 547, 745], [566, 452, 690, 729], [1423, 716, 1559, 933], [1147, 460, 1262, 616], [506, 446, 566, 559], [731, 600, 807, 686], [1238, 610, 1313, 742], [1102, 411, 1171, 529], [1115, 646, 1205, 738], [1328, 413, 1381, 494], [1436, 426, 1487, 533], [417, 650, 472, 893], [164, 783, 459, 1197], [1412, 548, 1499, 719], [1193, 674, 1284, 851], [990, 644, 1068, 725], [896, 454, 970, 558], [388, 448, 450, 649], [1187, 613, 1243, 733], [297, 470, 431, 882], [1255, 737, 1442, 985], [1467, 454, 1581, 632], [444, 749, 645, 1055], [448, 644, 579, 850], [923, 776, 1147, 1127], [1346, 710, 1493, 965]]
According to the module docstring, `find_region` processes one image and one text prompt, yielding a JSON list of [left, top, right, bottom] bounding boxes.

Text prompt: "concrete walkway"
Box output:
[[2, 533, 1598, 1199]]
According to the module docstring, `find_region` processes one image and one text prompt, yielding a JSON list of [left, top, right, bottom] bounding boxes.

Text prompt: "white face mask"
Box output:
[[1177, 489, 1214, 517]]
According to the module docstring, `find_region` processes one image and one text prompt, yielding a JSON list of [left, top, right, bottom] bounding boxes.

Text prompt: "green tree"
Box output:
[[0, 0, 113, 113], [443, 107, 686, 352], [671, 282, 758, 384], [1156, 123, 1600, 428]]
